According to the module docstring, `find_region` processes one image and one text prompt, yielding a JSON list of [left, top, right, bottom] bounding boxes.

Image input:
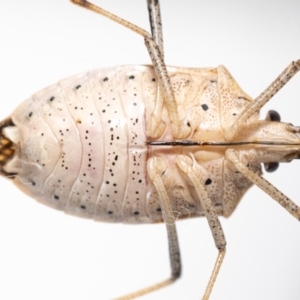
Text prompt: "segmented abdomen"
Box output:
[[11, 66, 160, 223]]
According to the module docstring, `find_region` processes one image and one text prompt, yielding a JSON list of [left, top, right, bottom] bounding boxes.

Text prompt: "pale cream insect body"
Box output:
[[2, 64, 260, 223], [1, 1, 300, 299]]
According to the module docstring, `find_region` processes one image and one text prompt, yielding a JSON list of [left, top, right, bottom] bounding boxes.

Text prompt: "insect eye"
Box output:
[[265, 110, 281, 122], [264, 162, 279, 173]]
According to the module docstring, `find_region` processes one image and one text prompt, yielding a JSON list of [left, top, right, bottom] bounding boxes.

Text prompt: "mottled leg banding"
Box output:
[[147, 156, 181, 275], [176, 154, 226, 300], [146, 0, 165, 138], [147, 0, 164, 58]]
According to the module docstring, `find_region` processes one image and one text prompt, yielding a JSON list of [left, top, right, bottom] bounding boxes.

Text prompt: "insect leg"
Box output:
[[225, 60, 300, 140], [114, 157, 181, 299], [145, 0, 167, 138], [176, 155, 226, 300], [70, 0, 189, 139], [147, 0, 164, 58], [226, 149, 300, 221], [145, 0, 164, 138], [147, 156, 181, 278]]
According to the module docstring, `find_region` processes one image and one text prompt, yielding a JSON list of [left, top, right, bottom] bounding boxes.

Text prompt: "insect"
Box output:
[[1, 1, 300, 300]]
